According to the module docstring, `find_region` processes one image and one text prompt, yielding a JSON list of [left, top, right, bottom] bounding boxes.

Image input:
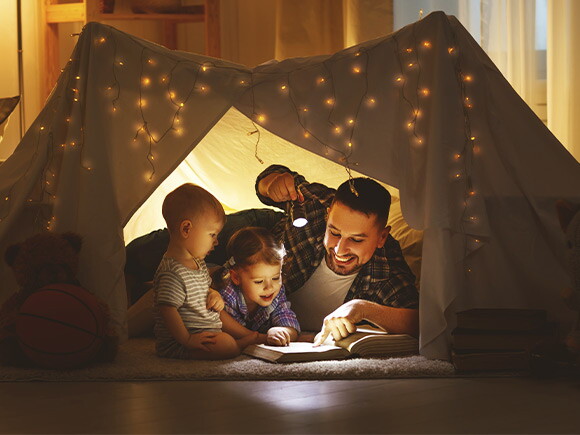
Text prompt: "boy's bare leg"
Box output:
[[185, 331, 256, 360]]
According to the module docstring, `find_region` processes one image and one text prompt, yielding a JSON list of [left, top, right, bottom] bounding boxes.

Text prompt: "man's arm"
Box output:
[[314, 299, 419, 345]]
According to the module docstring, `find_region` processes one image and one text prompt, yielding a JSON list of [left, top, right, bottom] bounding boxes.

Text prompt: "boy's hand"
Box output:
[[186, 331, 217, 351], [207, 289, 224, 312], [266, 327, 292, 346]]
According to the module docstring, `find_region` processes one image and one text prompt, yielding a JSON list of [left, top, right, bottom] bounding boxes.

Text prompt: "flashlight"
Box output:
[[289, 201, 308, 228]]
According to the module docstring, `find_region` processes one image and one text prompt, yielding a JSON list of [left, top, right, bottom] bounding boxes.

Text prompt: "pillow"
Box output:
[[388, 196, 423, 289]]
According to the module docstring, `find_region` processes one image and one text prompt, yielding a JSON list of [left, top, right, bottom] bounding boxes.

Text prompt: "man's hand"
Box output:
[[313, 300, 366, 346], [266, 327, 292, 346], [186, 331, 218, 351], [206, 289, 224, 312], [259, 172, 304, 203]]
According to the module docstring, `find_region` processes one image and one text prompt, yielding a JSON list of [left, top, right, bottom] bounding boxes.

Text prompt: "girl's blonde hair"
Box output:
[[211, 227, 285, 289], [227, 227, 285, 268]]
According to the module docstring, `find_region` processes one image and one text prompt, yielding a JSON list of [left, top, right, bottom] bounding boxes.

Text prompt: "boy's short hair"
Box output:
[[331, 178, 391, 228], [162, 183, 225, 234]]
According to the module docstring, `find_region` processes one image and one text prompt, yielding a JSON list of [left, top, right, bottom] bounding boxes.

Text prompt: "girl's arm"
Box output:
[[266, 326, 299, 346], [220, 311, 266, 343]]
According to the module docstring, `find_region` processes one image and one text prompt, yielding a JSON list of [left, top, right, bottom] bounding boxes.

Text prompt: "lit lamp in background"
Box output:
[[289, 201, 308, 228]]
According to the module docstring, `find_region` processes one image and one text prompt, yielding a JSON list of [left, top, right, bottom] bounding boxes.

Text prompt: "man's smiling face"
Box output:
[[323, 201, 389, 276]]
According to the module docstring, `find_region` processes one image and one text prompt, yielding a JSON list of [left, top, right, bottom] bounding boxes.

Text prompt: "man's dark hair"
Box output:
[[332, 178, 391, 228]]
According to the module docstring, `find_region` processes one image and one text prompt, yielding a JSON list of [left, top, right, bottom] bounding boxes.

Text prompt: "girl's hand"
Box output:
[[266, 327, 292, 346], [206, 289, 224, 312], [186, 331, 217, 351]]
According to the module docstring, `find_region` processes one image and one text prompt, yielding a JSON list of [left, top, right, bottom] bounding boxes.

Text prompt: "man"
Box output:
[[256, 165, 419, 344]]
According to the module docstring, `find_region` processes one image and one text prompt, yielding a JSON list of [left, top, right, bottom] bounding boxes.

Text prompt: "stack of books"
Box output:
[[451, 308, 555, 372]]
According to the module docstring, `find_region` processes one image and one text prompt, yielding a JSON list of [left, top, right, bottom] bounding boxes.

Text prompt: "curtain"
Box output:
[[458, 0, 537, 107], [548, 0, 580, 161]]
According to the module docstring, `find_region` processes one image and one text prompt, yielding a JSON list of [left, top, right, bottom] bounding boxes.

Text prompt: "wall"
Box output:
[[0, 0, 42, 160]]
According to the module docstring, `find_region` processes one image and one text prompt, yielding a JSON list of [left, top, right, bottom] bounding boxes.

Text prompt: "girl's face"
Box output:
[[231, 261, 282, 313]]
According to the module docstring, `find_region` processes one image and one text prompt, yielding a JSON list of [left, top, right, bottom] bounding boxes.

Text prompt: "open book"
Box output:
[[243, 327, 419, 363]]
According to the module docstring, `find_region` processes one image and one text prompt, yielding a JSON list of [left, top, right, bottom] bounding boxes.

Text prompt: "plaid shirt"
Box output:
[[219, 282, 301, 334], [255, 165, 419, 309]]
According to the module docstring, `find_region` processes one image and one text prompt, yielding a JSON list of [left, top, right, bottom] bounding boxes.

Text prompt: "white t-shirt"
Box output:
[[287, 257, 357, 331]]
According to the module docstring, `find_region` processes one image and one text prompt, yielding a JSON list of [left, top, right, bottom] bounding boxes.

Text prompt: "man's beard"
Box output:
[[324, 250, 362, 276]]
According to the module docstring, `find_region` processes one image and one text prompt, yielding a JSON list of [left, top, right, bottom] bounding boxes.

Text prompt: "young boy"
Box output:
[[154, 183, 256, 360]]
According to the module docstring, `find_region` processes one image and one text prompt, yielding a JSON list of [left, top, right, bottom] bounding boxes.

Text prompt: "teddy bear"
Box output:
[[0, 231, 118, 367], [556, 200, 580, 356]]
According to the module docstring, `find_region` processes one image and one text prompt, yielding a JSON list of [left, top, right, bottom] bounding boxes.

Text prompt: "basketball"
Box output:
[[15, 283, 107, 369]]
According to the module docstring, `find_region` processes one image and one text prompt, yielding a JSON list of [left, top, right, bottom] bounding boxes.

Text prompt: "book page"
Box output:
[[258, 342, 343, 354]]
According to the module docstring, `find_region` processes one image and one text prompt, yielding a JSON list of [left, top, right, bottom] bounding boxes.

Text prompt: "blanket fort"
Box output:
[[0, 12, 578, 360]]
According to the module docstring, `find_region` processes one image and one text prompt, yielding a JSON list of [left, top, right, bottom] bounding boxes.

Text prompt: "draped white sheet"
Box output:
[[0, 12, 578, 359]]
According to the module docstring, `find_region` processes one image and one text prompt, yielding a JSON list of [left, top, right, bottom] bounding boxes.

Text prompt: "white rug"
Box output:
[[0, 338, 456, 382]]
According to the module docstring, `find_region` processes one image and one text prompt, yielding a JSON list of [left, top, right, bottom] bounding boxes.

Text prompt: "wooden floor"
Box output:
[[0, 377, 579, 434]]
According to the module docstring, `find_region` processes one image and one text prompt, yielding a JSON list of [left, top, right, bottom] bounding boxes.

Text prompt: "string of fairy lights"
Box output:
[[0, 21, 484, 268]]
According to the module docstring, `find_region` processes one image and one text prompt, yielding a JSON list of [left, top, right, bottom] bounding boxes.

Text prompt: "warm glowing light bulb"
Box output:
[[470, 136, 476, 141], [170, 91, 176, 99], [353, 66, 361, 74], [303, 131, 310, 138], [139, 99, 147, 107], [368, 98, 376, 104], [118, 61, 124, 66], [179, 102, 184, 107], [448, 47, 455, 54], [200, 86, 207, 92], [454, 173, 461, 179], [257, 114, 266, 122], [454, 153, 461, 160], [142, 77, 150, 86], [355, 52, 361, 57], [280, 84, 287, 90], [408, 62, 415, 68], [240, 80, 246, 85], [348, 142, 353, 147], [423, 41, 432, 48], [317, 77, 326, 84], [348, 119, 354, 124], [99, 37, 106, 43], [326, 98, 334, 105], [302, 107, 309, 112], [421, 88, 430, 96], [202, 65, 208, 72], [405, 48, 413, 53], [407, 122, 413, 129], [469, 190, 476, 196], [40, 126, 45, 130], [334, 126, 342, 134], [464, 75, 473, 82], [76, 76, 80, 80]]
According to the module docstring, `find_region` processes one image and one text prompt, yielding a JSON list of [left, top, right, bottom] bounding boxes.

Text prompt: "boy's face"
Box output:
[[323, 201, 389, 276], [231, 262, 283, 313], [181, 211, 224, 259]]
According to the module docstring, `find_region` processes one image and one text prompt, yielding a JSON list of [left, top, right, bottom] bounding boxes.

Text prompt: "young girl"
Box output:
[[218, 227, 300, 346]]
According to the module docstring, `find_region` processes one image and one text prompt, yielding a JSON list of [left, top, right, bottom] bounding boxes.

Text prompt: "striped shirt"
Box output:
[[220, 282, 301, 334], [255, 165, 419, 309], [153, 256, 222, 343]]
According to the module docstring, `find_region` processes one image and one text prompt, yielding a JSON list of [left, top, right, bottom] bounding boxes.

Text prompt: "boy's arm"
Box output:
[[220, 311, 266, 343], [158, 305, 218, 350]]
